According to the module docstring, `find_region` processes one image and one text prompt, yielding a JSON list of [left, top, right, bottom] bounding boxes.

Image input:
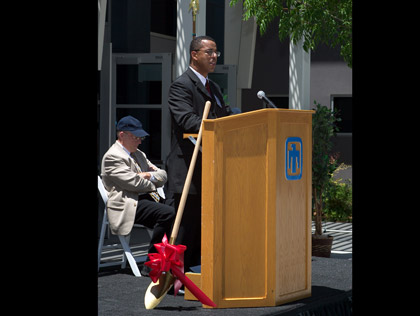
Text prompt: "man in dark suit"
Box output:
[[165, 35, 232, 271]]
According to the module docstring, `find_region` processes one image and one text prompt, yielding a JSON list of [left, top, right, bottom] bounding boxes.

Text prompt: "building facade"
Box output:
[[98, 0, 352, 171]]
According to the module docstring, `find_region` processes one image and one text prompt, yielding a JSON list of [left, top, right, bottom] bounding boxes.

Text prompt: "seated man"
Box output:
[[101, 115, 175, 276]]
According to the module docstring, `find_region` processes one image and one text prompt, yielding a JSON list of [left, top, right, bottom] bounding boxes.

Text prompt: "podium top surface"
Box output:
[[203, 108, 314, 124], [205, 108, 313, 121]]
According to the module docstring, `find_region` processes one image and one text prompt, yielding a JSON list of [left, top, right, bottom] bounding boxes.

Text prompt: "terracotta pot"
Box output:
[[312, 234, 334, 258]]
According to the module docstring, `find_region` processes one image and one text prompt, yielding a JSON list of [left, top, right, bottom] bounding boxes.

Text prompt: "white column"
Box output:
[[98, 0, 107, 70], [289, 39, 311, 110], [175, 0, 206, 78]]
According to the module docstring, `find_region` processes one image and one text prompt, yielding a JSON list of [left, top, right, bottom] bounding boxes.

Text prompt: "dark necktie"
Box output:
[[205, 79, 212, 97]]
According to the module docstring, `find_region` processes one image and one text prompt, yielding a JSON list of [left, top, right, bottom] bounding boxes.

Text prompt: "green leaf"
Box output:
[[230, 0, 352, 68]]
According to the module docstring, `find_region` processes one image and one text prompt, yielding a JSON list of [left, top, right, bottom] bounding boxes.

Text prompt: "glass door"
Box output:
[[110, 53, 172, 166]]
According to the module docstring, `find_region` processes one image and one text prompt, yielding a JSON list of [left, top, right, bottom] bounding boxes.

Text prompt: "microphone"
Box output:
[[257, 90, 277, 108]]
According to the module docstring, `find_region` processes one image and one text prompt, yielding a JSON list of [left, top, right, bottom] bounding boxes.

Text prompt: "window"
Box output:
[[151, 0, 176, 37], [116, 64, 162, 104]]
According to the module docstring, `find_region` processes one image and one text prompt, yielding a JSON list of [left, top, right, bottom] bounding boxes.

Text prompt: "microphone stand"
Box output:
[[262, 99, 278, 109]]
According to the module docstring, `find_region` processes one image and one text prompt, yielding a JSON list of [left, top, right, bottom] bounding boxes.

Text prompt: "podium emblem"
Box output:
[[285, 137, 303, 180]]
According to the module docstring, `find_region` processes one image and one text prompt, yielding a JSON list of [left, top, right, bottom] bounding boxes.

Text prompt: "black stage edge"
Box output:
[[98, 256, 352, 315]]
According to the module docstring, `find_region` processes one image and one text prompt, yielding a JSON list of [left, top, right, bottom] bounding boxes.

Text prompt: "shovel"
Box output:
[[144, 101, 211, 309]]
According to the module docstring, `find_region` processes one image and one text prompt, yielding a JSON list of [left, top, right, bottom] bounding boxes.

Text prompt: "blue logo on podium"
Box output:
[[285, 137, 303, 180]]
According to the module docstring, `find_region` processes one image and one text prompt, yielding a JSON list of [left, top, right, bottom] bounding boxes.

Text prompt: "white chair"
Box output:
[[98, 175, 152, 276]]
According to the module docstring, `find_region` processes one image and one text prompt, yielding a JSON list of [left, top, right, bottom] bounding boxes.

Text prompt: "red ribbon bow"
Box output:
[[144, 234, 216, 307]]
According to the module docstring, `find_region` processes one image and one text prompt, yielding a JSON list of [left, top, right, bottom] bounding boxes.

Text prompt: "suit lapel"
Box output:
[[131, 151, 144, 173], [186, 68, 212, 99], [185, 67, 228, 118], [187, 68, 224, 104], [111, 141, 139, 173]]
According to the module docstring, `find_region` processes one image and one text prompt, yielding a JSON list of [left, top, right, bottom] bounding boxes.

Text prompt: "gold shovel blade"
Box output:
[[144, 272, 175, 310]]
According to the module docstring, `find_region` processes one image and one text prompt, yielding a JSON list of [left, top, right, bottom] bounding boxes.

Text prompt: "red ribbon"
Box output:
[[144, 234, 216, 307]]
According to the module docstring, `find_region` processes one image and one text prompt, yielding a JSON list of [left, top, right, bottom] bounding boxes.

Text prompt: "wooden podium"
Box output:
[[186, 108, 313, 308]]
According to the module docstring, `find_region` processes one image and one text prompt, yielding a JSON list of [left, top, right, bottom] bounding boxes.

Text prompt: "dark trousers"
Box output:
[[135, 195, 175, 254], [172, 193, 202, 271]]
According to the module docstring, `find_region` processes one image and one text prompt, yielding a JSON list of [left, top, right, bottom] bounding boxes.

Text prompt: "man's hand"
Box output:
[[139, 172, 152, 180]]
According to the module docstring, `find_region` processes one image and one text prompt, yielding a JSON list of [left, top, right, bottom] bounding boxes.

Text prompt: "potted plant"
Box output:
[[323, 164, 352, 222], [312, 101, 340, 257]]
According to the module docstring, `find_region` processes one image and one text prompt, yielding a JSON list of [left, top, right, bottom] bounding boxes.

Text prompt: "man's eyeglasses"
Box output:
[[194, 49, 221, 57], [123, 131, 146, 141]]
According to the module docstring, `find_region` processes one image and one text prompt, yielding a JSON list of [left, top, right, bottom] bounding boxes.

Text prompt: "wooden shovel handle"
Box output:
[[169, 101, 211, 244]]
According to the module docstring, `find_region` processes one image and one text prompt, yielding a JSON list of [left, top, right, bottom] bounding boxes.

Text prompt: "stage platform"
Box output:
[[98, 256, 352, 315]]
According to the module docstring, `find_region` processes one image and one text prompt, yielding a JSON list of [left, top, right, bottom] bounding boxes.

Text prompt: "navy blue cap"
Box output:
[[116, 115, 149, 138]]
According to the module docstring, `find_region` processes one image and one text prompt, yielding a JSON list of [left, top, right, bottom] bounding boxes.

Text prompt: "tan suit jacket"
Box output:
[[101, 141, 167, 235]]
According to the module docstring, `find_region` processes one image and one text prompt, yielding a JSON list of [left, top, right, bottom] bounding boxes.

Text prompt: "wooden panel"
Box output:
[[202, 112, 275, 307], [222, 123, 268, 299], [276, 123, 309, 298], [202, 123, 216, 304], [275, 117, 312, 304]]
